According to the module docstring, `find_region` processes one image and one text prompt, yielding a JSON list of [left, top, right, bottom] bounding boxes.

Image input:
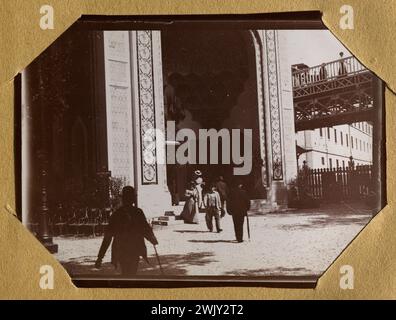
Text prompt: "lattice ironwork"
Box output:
[[292, 56, 375, 131]]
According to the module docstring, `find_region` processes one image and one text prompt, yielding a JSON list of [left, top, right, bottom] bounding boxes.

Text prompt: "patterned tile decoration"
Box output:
[[251, 30, 268, 187], [265, 30, 284, 180], [104, 31, 134, 185], [136, 30, 158, 184]]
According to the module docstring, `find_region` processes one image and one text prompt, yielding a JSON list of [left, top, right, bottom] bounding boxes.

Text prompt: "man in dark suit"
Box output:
[[95, 186, 158, 276], [227, 183, 251, 243], [215, 175, 229, 217]]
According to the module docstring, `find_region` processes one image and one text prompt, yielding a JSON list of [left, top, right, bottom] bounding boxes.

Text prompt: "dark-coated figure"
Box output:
[[95, 186, 158, 276]]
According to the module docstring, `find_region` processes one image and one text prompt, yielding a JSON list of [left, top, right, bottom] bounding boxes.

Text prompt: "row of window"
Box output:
[[320, 157, 368, 169], [352, 122, 372, 136], [319, 127, 372, 152]]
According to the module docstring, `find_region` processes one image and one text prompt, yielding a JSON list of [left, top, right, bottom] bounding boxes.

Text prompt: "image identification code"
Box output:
[[151, 304, 244, 317]]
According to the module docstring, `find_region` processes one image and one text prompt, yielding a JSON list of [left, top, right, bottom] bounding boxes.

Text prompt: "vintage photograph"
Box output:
[[19, 17, 385, 285]]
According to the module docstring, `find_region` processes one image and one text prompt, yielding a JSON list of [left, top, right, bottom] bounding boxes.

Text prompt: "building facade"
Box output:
[[297, 122, 373, 169], [22, 26, 301, 228]]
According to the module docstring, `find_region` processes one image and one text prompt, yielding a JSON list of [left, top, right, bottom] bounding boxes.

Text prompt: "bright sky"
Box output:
[[280, 30, 352, 68]]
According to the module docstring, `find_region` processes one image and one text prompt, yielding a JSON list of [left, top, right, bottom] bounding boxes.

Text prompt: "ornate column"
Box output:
[[103, 31, 135, 185], [130, 30, 171, 218], [257, 30, 298, 207], [102, 30, 171, 218]]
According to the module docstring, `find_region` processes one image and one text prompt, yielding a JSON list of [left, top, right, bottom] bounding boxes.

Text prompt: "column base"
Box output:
[[267, 180, 289, 209]]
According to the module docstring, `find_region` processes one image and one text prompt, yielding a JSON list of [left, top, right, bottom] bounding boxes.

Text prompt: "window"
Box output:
[[336, 159, 339, 168], [340, 132, 343, 145], [321, 157, 325, 165], [342, 160, 345, 167], [360, 140, 362, 150], [346, 134, 349, 147], [351, 136, 354, 148], [363, 142, 366, 152], [329, 158, 333, 169], [319, 128, 323, 137], [334, 129, 337, 143], [356, 138, 358, 149], [327, 127, 331, 139]]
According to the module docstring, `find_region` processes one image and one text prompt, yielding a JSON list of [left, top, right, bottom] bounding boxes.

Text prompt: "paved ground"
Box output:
[[54, 202, 373, 278]]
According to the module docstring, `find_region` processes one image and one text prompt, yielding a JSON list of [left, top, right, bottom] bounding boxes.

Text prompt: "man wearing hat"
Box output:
[[227, 182, 250, 243], [192, 170, 205, 212], [95, 186, 158, 276]]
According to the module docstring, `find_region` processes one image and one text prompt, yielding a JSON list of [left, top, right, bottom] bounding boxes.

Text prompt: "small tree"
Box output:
[[288, 161, 320, 209]]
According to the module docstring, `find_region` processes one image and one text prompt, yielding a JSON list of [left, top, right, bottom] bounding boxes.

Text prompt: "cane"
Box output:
[[153, 245, 165, 275], [246, 212, 251, 241]]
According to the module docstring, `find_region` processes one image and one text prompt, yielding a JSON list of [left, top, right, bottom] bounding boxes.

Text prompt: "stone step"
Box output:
[[158, 215, 181, 221], [151, 219, 185, 226]]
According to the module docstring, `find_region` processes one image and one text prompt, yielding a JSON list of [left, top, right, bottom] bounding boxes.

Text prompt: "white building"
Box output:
[[297, 122, 373, 169]]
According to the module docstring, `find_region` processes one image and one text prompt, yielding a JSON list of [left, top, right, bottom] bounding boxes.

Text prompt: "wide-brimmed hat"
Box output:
[[194, 170, 202, 176]]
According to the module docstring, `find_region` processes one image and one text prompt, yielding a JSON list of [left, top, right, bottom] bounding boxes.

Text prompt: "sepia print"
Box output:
[[19, 15, 385, 287]]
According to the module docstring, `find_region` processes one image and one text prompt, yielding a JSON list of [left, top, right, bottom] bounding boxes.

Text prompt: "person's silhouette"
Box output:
[[95, 186, 158, 276], [338, 52, 347, 76]]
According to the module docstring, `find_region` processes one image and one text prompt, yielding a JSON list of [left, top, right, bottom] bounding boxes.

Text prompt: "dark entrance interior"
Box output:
[[161, 29, 265, 202]]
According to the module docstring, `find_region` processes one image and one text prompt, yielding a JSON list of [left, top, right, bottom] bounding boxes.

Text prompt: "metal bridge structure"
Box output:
[[292, 56, 375, 131]]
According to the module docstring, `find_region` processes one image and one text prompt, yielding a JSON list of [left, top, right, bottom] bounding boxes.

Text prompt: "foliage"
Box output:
[[287, 163, 319, 208], [109, 176, 126, 209]]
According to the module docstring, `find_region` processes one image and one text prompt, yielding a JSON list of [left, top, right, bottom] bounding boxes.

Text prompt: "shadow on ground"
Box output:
[[62, 251, 217, 277], [277, 213, 371, 231], [224, 266, 319, 276], [174, 230, 212, 234], [188, 239, 237, 244]]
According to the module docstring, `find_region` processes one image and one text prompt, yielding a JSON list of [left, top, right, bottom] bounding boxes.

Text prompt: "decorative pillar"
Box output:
[[103, 31, 135, 186], [130, 30, 171, 218], [102, 30, 171, 218], [258, 29, 298, 207], [251, 30, 269, 189]]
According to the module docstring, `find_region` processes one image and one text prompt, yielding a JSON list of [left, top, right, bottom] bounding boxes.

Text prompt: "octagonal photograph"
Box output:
[[17, 15, 386, 287]]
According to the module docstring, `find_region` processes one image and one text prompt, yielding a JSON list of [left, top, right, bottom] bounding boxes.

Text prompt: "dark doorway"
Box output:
[[161, 29, 264, 201]]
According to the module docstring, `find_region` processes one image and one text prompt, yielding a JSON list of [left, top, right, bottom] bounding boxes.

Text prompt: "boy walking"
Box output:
[[204, 184, 223, 233]]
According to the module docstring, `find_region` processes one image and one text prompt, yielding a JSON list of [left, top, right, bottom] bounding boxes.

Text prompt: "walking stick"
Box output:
[[153, 245, 165, 275], [246, 212, 251, 241]]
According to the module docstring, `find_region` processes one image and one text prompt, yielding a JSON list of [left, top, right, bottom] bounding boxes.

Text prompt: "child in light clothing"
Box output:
[[203, 185, 223, 233]]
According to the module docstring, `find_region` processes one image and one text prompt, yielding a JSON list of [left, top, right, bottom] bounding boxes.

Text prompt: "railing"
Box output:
[[292, 56, 367, 89], [299, 165, 372, 201], [49, 207, 112, 236]]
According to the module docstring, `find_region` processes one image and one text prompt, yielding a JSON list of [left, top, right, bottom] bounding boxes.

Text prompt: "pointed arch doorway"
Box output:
[[161, 29, 267, 201]]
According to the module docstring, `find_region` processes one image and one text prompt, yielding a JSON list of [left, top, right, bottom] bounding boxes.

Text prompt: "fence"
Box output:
[[300, 165, 373, 201], [49, 207, 112, 237]]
